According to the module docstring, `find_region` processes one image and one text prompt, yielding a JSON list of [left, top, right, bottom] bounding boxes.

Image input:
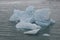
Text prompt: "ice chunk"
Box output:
[[43, 33, 50, 36], [24, 29, 40, 34], [16, 22, 41, 30], [33, 8, 51, 26], [34, 8, 51, 21], [25, 6, 35, 16], [35, 19, 55, 27], [16, 22, 41, 34], [9, 9, 24, 22], [24, 6, 35, 18], [50, 19, 55, 25], [33, 8, 55, 27], [20, 6, 35, 23], [9, 6, 35, 23]]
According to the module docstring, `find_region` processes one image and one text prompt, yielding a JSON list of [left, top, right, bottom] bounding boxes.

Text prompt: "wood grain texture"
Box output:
[[0, 0, 60, 40]]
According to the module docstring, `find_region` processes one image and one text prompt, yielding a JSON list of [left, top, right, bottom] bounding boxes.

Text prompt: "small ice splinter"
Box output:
[[24, 29, 40, 34], [43, 33, 50, 36]]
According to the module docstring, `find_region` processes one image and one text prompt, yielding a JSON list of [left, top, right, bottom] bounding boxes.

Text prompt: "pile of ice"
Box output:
[[9, 6, 55, 35]]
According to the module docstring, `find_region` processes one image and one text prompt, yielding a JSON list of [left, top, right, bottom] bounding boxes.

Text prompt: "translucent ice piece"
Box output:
[[24, 29, 40, 34], [20, 6, 35, 23], [16, 22, 41, 30], [9, 9, 24, 22], [34, 8, 51, 21]]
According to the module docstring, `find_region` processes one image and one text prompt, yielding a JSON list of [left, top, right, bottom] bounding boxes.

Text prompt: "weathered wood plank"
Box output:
[[1, 0, 60, 40]]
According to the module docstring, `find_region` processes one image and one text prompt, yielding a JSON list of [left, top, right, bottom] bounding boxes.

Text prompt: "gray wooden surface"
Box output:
[[0, 0, 60, 40], [49, 0, 60, 40]]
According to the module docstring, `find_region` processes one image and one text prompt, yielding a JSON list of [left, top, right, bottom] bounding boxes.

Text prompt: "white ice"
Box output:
[[9, 6, 35, 23], [34, 8, 51, 22], [9, 6, 55, 35], [16, 22, 41, 34], [33, 8, 54, 26], [20, 6, 35, 23], [16, 22, 41, 30], [43, 33, 50, 36], [9, 9, 24, 22]]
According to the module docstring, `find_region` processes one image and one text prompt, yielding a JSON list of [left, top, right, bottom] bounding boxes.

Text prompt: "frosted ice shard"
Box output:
[[16, 21, 41, 34], [9, 9, 24, 22], [16, 22, 41, 30], [9, 6, 35, 23], [43, 33, 50, 36], [34, 8, 55, 26], [24, 29, 40, 34], [34, 8, 51, 21], [25, 6, 35, 16], [20, 6, 35, 23]]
